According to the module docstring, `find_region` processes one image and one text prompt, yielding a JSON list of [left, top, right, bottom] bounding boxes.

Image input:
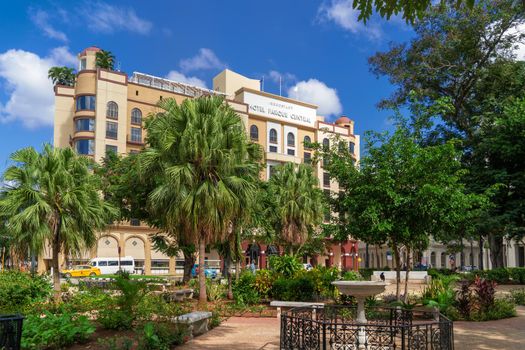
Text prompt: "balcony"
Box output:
[[127, 135, 145, 146], [265, 151, 302, 164]]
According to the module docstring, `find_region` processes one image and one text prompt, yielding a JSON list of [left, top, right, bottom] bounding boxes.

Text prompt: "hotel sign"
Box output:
[[243, 91, 317, 127]]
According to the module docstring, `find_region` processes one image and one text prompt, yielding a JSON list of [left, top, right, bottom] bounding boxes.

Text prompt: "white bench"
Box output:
[[371, 271, 431, 284], [270, 301, 324, 318], [172, 311, 212, 337]]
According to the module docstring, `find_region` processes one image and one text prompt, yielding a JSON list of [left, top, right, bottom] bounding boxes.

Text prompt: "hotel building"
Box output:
[[45, 47, 361, 274]]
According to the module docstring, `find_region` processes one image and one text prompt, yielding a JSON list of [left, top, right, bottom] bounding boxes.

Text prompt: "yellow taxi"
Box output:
[[61, 265, 101, 278]]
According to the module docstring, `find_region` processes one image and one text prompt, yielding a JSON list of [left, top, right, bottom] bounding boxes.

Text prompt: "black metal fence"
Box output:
[[280, 305, 453, 350], [0, 315, 24, 350]]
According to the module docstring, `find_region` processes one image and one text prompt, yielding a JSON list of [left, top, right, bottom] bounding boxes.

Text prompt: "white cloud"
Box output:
[[165, 71, 207, 88], [180, 48, 226, 73], [0, 47, 76, 128], [287, 79, 342, 117], [49, 46, 77, 67], [29, 8, 68, 42], [509, 23, 525, 60], [317, 0, 382, 40], [80, 2, 152, 35], [268, 70, 297, 84]]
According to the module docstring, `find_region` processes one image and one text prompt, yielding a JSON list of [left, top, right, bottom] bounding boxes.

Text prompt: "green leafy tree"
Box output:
[[95, 50, 116, 70], [0, 145, 116, 300], [47, 66, 75, 86], [368, 0, 525, 267], [267, 163, 324, 254], [139, 96, 260, 304], [321, 122, 486, 300], [351, 0, 476, 24]]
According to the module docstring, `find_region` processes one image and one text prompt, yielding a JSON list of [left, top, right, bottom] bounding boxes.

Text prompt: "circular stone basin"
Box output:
[[332, 280, 387, 297]]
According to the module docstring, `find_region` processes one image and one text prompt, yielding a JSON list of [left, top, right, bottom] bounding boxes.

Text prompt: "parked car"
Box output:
[[61, 265, 101, 278], [89, 256, 135, 274], [191, 264, 218, 279], [303, 263, 313, 271]]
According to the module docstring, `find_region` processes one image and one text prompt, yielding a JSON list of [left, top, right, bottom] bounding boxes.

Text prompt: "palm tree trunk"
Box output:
[[52, 237, 61, 301], [198, 238, 207, 304], [235, 260, 240, 281], [183, 250, 195, 284]]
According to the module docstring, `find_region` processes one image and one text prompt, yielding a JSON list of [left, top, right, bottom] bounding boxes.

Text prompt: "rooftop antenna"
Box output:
[[115, 61, 121, 72]]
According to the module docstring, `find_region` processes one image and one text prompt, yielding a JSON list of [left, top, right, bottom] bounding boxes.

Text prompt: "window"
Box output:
[[250, 125, 259, 141], [151, 260, 169, 268], [130, 218, 140, 226], [304, 136, 312, 149], [304, 152, 311, 164], [108, 261, 119, 266], [106, 121, 118, 139], [322, 138, 330, 150], [131, 108, 142, 125], [131, 127, 142, 143], [323, 172, 330, 187], [76, 95, 95, 111], [105, 145, 118, 154], [80, 59, 86, 71], [75, 118, 94, 132], [269, 145, 278, 153], [98, 261, 107, 266], [269, 128, 278, 144], [349, 141, 355, 154], [106, 101, 118, 119], [287, 149, 295, 156], [75, 139, 94, 155], [121, 261, 133, 266], [287, 132, 295, 147]]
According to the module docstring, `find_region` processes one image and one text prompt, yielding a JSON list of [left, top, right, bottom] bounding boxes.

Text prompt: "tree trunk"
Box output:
[[182, 250, 195, 284], [198, 239, 207, 304], [365, 244, 370, 269], [489, 234, 505, 268], [403, 247, 411, 303], [52, 237, 61, 302], [479, 235, 484, 270], [235, 260, 240, 281], [392, 243, 401, 301], [225, 256, 233, 300]]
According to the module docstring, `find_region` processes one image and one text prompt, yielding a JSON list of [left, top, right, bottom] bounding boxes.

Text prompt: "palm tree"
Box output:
[[0, 145, 116, 300], [268, 163, 324, 253], [95, 50, 116, 70], [139, 96, 260, 304], [48, 66, 75, 86]]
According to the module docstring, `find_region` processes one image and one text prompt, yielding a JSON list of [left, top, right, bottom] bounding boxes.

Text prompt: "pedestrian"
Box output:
[[250, 260, 256, 274]]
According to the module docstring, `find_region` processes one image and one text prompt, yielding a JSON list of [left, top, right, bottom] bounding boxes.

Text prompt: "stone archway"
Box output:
[[245, 243, 261, 266], [125, 236, 146, 273], [97, 235, 119, 257]]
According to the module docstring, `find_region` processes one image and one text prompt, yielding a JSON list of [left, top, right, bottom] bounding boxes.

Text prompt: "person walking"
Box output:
[[250, 260, 256, 274]]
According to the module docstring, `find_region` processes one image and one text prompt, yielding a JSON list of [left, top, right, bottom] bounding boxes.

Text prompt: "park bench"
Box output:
[[270, 301, 324, 318], [171, 311, 212, 338]]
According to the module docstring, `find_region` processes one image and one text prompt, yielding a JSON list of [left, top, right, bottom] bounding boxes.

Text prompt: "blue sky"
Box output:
[[0, 0, 413, 172]]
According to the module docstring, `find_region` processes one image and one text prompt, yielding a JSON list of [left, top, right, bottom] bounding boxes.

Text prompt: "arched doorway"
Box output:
[[97, 235, 119, 257], [245, 243, 260, 267], [125, 237, 145, 273], [440, 252, 446, 268]]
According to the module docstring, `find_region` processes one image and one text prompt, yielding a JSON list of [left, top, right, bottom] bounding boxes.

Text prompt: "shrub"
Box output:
[[509, 268, 525, 284], [232, 270, 260, 305], [21, 311, 95, 350], [486, 268, 510, 284], [137, 322, 186, 350], [254, 269, 275, 299], [473, 277, 496, 312], [0, 271, 52, 313], [272, 275, 315, 301], [98, 308, 135, 330], [342, 270, 362, 281], [63, 288, 112, 313], [357, 268, 374, 281], [456, 280, 472, 319], [269, 255, 302, 278], [206, 279, 226, 302], [470, 298, 516, 321], [136, 293, 189, 323], [510, 288, 525, 305], [97, 336, 134, 350], [307, 266, 340, 300]]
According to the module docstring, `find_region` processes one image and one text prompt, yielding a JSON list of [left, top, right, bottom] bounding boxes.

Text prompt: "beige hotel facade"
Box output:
[[44, 46, 361, 275]]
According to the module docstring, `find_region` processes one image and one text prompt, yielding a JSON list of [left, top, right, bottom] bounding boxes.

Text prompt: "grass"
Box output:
[[88, 274, 170, 279]]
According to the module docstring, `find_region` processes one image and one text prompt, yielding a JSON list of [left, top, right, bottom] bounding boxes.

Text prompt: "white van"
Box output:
[[90, 256, 135, 275]]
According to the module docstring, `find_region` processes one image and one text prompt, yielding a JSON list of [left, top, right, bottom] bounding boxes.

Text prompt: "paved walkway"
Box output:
[[178, 306, 525, 350]]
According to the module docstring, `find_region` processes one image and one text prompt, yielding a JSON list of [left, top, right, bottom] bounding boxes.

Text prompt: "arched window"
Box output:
[[287, 132, 295, 147], [250, 125, 259, 141], [131, 108, 142, 125], [440, 252, 446, 268], [303, 135, 312, 149], [269, 128, 278, 144], [349, 141, 355, 154], [323, 138, 330, 150], [430, 252, 436, 267], [106, 101, 118, 119]]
